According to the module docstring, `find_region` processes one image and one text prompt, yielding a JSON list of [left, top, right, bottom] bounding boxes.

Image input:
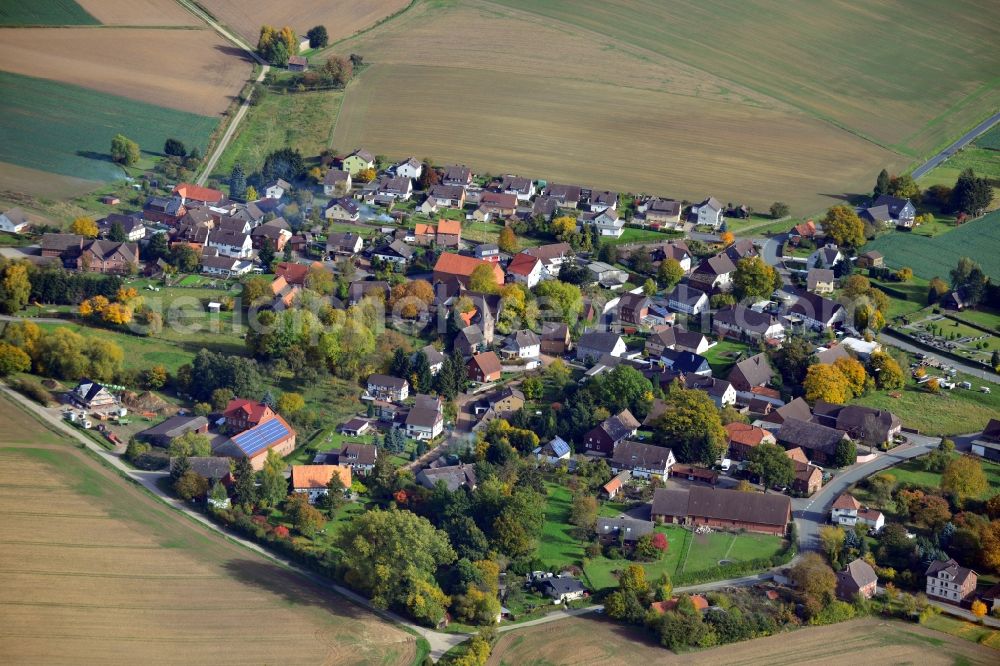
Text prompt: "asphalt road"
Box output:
[[911, 111, 1000, 179], [792, 434, 941, 552]]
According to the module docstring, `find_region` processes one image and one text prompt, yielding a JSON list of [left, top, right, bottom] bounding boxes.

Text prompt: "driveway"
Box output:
[[761, 234, 786, 267], [911, 111, 1000, 179], [1, 384, 468, 661]]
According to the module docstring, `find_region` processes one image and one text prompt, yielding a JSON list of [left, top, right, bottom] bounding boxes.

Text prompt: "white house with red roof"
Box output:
[[506, 252, 543, 288]]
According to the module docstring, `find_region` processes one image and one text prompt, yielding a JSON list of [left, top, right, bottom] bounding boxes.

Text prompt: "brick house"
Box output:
[[651, 486, 790, 536], [837, 559, 878, 600], [467, 351, 502, 383], [583, 409, 640, 456]]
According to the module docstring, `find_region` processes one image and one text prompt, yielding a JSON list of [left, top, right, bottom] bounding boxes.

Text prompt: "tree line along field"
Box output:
[[0, 0, 98, 26], [0, 393, 416, 665], [486, 617, 1000, 665], [861, 209, 1000, 281], [324, 0, 999, 213], [0, 71, 219, 184]]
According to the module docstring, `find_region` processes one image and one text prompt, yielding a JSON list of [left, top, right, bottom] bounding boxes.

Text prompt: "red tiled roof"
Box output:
[[275, 261, 310, 285], [437, 219, 461, 235], [832, 493, 861, 510], [224, 399, 273, 426], [725, 422, 772, 447], [173, 183, 223, 203], [507, 252, 541, 276], [291, 464, 351, 490]]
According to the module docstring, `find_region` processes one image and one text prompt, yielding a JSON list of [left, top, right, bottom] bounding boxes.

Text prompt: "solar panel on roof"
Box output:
[[232, 419, 289, 457]]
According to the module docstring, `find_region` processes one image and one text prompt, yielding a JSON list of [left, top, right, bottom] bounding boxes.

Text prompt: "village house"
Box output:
[[787, 291, 846, 330], [788, 220, 817, 245], [837, 559, 879, 600], [506, 252, 543, 288], [610, 441, 676, 478], [290, 465, 352, 503], [807, 268, 835, 294], [689, 197, 725, 229], [542, 183, 583, 209], [250, 218, 291, 252], [474, 192, 518, 220], [534, 436, 572, 465], [495, 175, 536, 201], [638, 197, 683, 228], [207, 229, 253, 259], [576, 331, 626, 363], [264, 178, 290, 200], [474, 243, 500, 264], [76, 240, 140, 274], [200, 253, 253, 278], [287, 55, 308, 72], [417, 463, 477, 491], [811, 402, 901, 446], [762, 397, 813, 425], [223, 398, 274, 432], [214, 413, 296, 471], [373, 239, 416, 266], [0, 207, 30, 233], [69, 379, 120, 413], [787, 448, 823, 495], [690, 253, 737, 291], [645, 326, 710, 356], [143, 195, 185, 224], [540, 322, 572, 355], [323, 169, 352, 196], [616, 292, 650, 326], [728, 353, 775, 392], [660, 349, 712, 376], [579, 208, 624, 237], [602, 471, 630, 499], [586, 261, 629, 287], [651, 486, 790, 536], [536, 577, 586, 604], [405, 394, 444, 440], [325, 197, 361, 222], [433, 253, 504, 289], [502, 330, 540, 360], [596, 516, 654, 545], [587, 189, 618, 212], [830, 492, 885, 532], [422, 184, 467, 212], [326, 231, 364, 257], [374, 175, 413, 203], [98, 213, 146, 242], [342, 149, 375, 176], [646, 241, 693, 272], [442, 165, 473, 188], [522, 242, 572, 277], [776, 417, 850, 466], [583, 409, 640, 456], [394, 157, 423, 180], [713, 306, 785, 342], [173, 457, 233, 486], [328, 443, 378, 476], [856, 250, 884, 269], [532, 195, 559, 220], [808, 243, 844, 269], [467, 351, 502, 383], [861, 195, 916, 229], [667, 284, 709, 316], [365, 374, 410, 402], [173, 183, 224, 207], [926, 559, 978, 604], [725, 422, 776, 461]]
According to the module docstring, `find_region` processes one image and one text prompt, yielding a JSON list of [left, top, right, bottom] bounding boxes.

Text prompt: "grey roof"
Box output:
[[596, 516, 654, 541], [652, 486, 790, 527], [418, 345, 446, 366], [428, 184, 466, 200], [661, 349, 710, 374], [1, 206, 30, 226], [807, 268, 835, 287], [170, 456, 231, 481], [367, 374, 408, 390], [337, 442, 377, 466], [696, 196, 723, 211], [788, 292, 844, 323], [611, 441, 673, 470], [694, 253, 736, 277], [327, 231, 363, 250], [578, 331, 623, 354], [418, 464, 477, 491], [714, 306, 781, 335], [646, 198, 681, 216], [872, 195, 913, 219], [375, 239, 415, 259], [773, 397, 813, 423], [543, 183, 583, 203], [543, 436, 571, 458], [926, 558, 976, 586], [668, 284, 708, 307], [538, 577, 585, 597], [730, 353, 774, 387], [777, 417, 845, 455], [601, 409, 640, 442], [510, 329, 540, 348], [651, 488, 693, 517], [328, 197, 360, 215], [684, 374, 733, 398], [839, 558, 878, 594], [812, 402, 900, 440], [323, 168, 350, 185], [138, 415, 208, 442]]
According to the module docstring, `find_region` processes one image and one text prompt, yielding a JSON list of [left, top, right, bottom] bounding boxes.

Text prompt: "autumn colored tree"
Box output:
[[657, 258, 684, 289], [770, 201, 790, 218], [0, 341, 30, 376], [790, 552, 836, 605], [941, 456, 988, 504], [868, 351, 904, 390], [356, 167, 377, 183], [842, 274, 871, 299], [0, 261, 31, 314], [70, 216, 98, 238], [733, 255, 781, 302], [822, 205, 865, 248], [142, 364, 168, 390], [498, 226, 519, 253], [833, 356, 868, 396], [971, 599, 987, 618], [895, 267, 913, 282], [389, 279, 435, 318], [174, 470, 209, 501], [469, 263, 500, 294], [277, 391, 305, 415], [551, 216, 577, 241], [568, 493, 598, 530], [819, 525, 845, 566], [804, 363, 851, 404], [720, 231, 735, 246]]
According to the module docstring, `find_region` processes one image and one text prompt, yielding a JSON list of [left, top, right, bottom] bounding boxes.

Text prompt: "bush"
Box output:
[[808, 600, 856, 625], [12, 378, 51, 405]]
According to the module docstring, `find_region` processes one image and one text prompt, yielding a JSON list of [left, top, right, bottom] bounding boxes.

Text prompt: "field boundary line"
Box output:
[[721, 533, 738, 561], [678, 528, 694, 574]]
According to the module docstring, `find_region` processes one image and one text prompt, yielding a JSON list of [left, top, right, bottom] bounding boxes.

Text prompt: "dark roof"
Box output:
[[777, 417, 845, 455], [139, 415, 209, 441], [812, 401, 900, 440], [714, 306, 781, 335], [771, 397, 813, 423], [661, 349, 710, 374], [323, 168, 350, 185], [327, 231, 363, 250], [684, 374, 733, 398], [170, 456, 231, 481], [872, 194, 913, 219], [596, 516, 654, 541], [926, 558, 976, 586], [668, 284, 708, 307], [694, 253, 736, 277], [375, 239, 415, 259], [368, 374, 408, 390], [611, 441, 674, 470], [532, 195, 558, 217], [428, 184, 466, 199], [646, 198, 681, 216], [523, 242, 571, 262], [652, 486, 790, 527], [788, 292, 844, 324], [538, 577, 585, 597], [327, 196, 360, 215], [730, 353, 774, 387], [578, 331, 623, 354], [418, 464, 477, 491], [603, 409, 640, 441], [981, 418, 1000, 442], [618, 292, 650, 311], [338, 442, 377, 466], [543, 183, 582, 203], [41, 233, 84, 252], [838, 558, 878, 595]]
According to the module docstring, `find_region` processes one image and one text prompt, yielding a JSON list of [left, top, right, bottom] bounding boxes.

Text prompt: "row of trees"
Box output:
[[0, 320, 124, 382], [874, 167, 992, 217]]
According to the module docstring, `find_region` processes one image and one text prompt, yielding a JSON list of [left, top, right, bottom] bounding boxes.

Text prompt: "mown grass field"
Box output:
[[488, 617, 1000, 665], [0, 0, 98, 25], [0, 71, 217, 183], [537, 484, 783, 592], [883, 453, 1000, 501], [862, 210, 1000, 280], [213, 88, 344, 178], [0, 392, 416, 665]]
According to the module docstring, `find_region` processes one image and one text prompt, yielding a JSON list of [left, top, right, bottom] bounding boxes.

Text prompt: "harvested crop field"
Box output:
[[487, 617, 999, 665], [200, 0, 411, 46], [0, 27, 251, 116], [333, 64, 895, 212], [75, 0, 201, 26], [862, 209, 1000, 280], [0, 163, 99, 199], [328, 0, 998, 213], [0, 393, 416, 665], [0, 71, 219, 183]]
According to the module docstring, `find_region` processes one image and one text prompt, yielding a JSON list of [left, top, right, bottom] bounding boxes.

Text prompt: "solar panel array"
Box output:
[[232, 418, 289, 457]]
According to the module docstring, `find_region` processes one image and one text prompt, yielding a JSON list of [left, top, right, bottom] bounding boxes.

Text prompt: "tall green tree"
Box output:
[[747, 443, 795, 490], [110, 134, 140, 166], [873, 169, 890, 197], [951, 168, 992, 216], [657, 258, 685, 289], [257, 450, 288, 508], [258, 238, 275, 269], [650, 386, 727, 464], [232, 456, 257, 510], [306, 25, 328, 48], [229, 163, 247, 201], [732, 256, 781, 302], [163, 138, 187, 157]]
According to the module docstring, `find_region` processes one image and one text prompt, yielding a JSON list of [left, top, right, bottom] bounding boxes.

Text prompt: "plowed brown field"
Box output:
[[76, 0, 200, 26], [0, 27, 251, 116], [0, 395, 415, 665]]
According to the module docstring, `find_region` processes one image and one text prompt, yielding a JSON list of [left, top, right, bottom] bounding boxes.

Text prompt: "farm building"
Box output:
[[290, 465, 352, 503], [650, 485, 791, 536]]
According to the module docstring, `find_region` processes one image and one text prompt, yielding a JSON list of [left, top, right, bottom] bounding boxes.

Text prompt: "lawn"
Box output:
[[850, 367, 1000, 437], [613, 227, 682, 245], [915, 145, 1000, 209], [871, 277, 929, 320], [862, 210, 1000, 281], [953, 308, 1000, 334], [537, 482, 783, 592], [704, 339, 750, 376], [35, 321, 195, 374], [921, 615, 1000, 649], [885, 453, 1000, 501], [0, 71, 218, 183], [0, 0, 98, 25], [212, 87, 344, 178]]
